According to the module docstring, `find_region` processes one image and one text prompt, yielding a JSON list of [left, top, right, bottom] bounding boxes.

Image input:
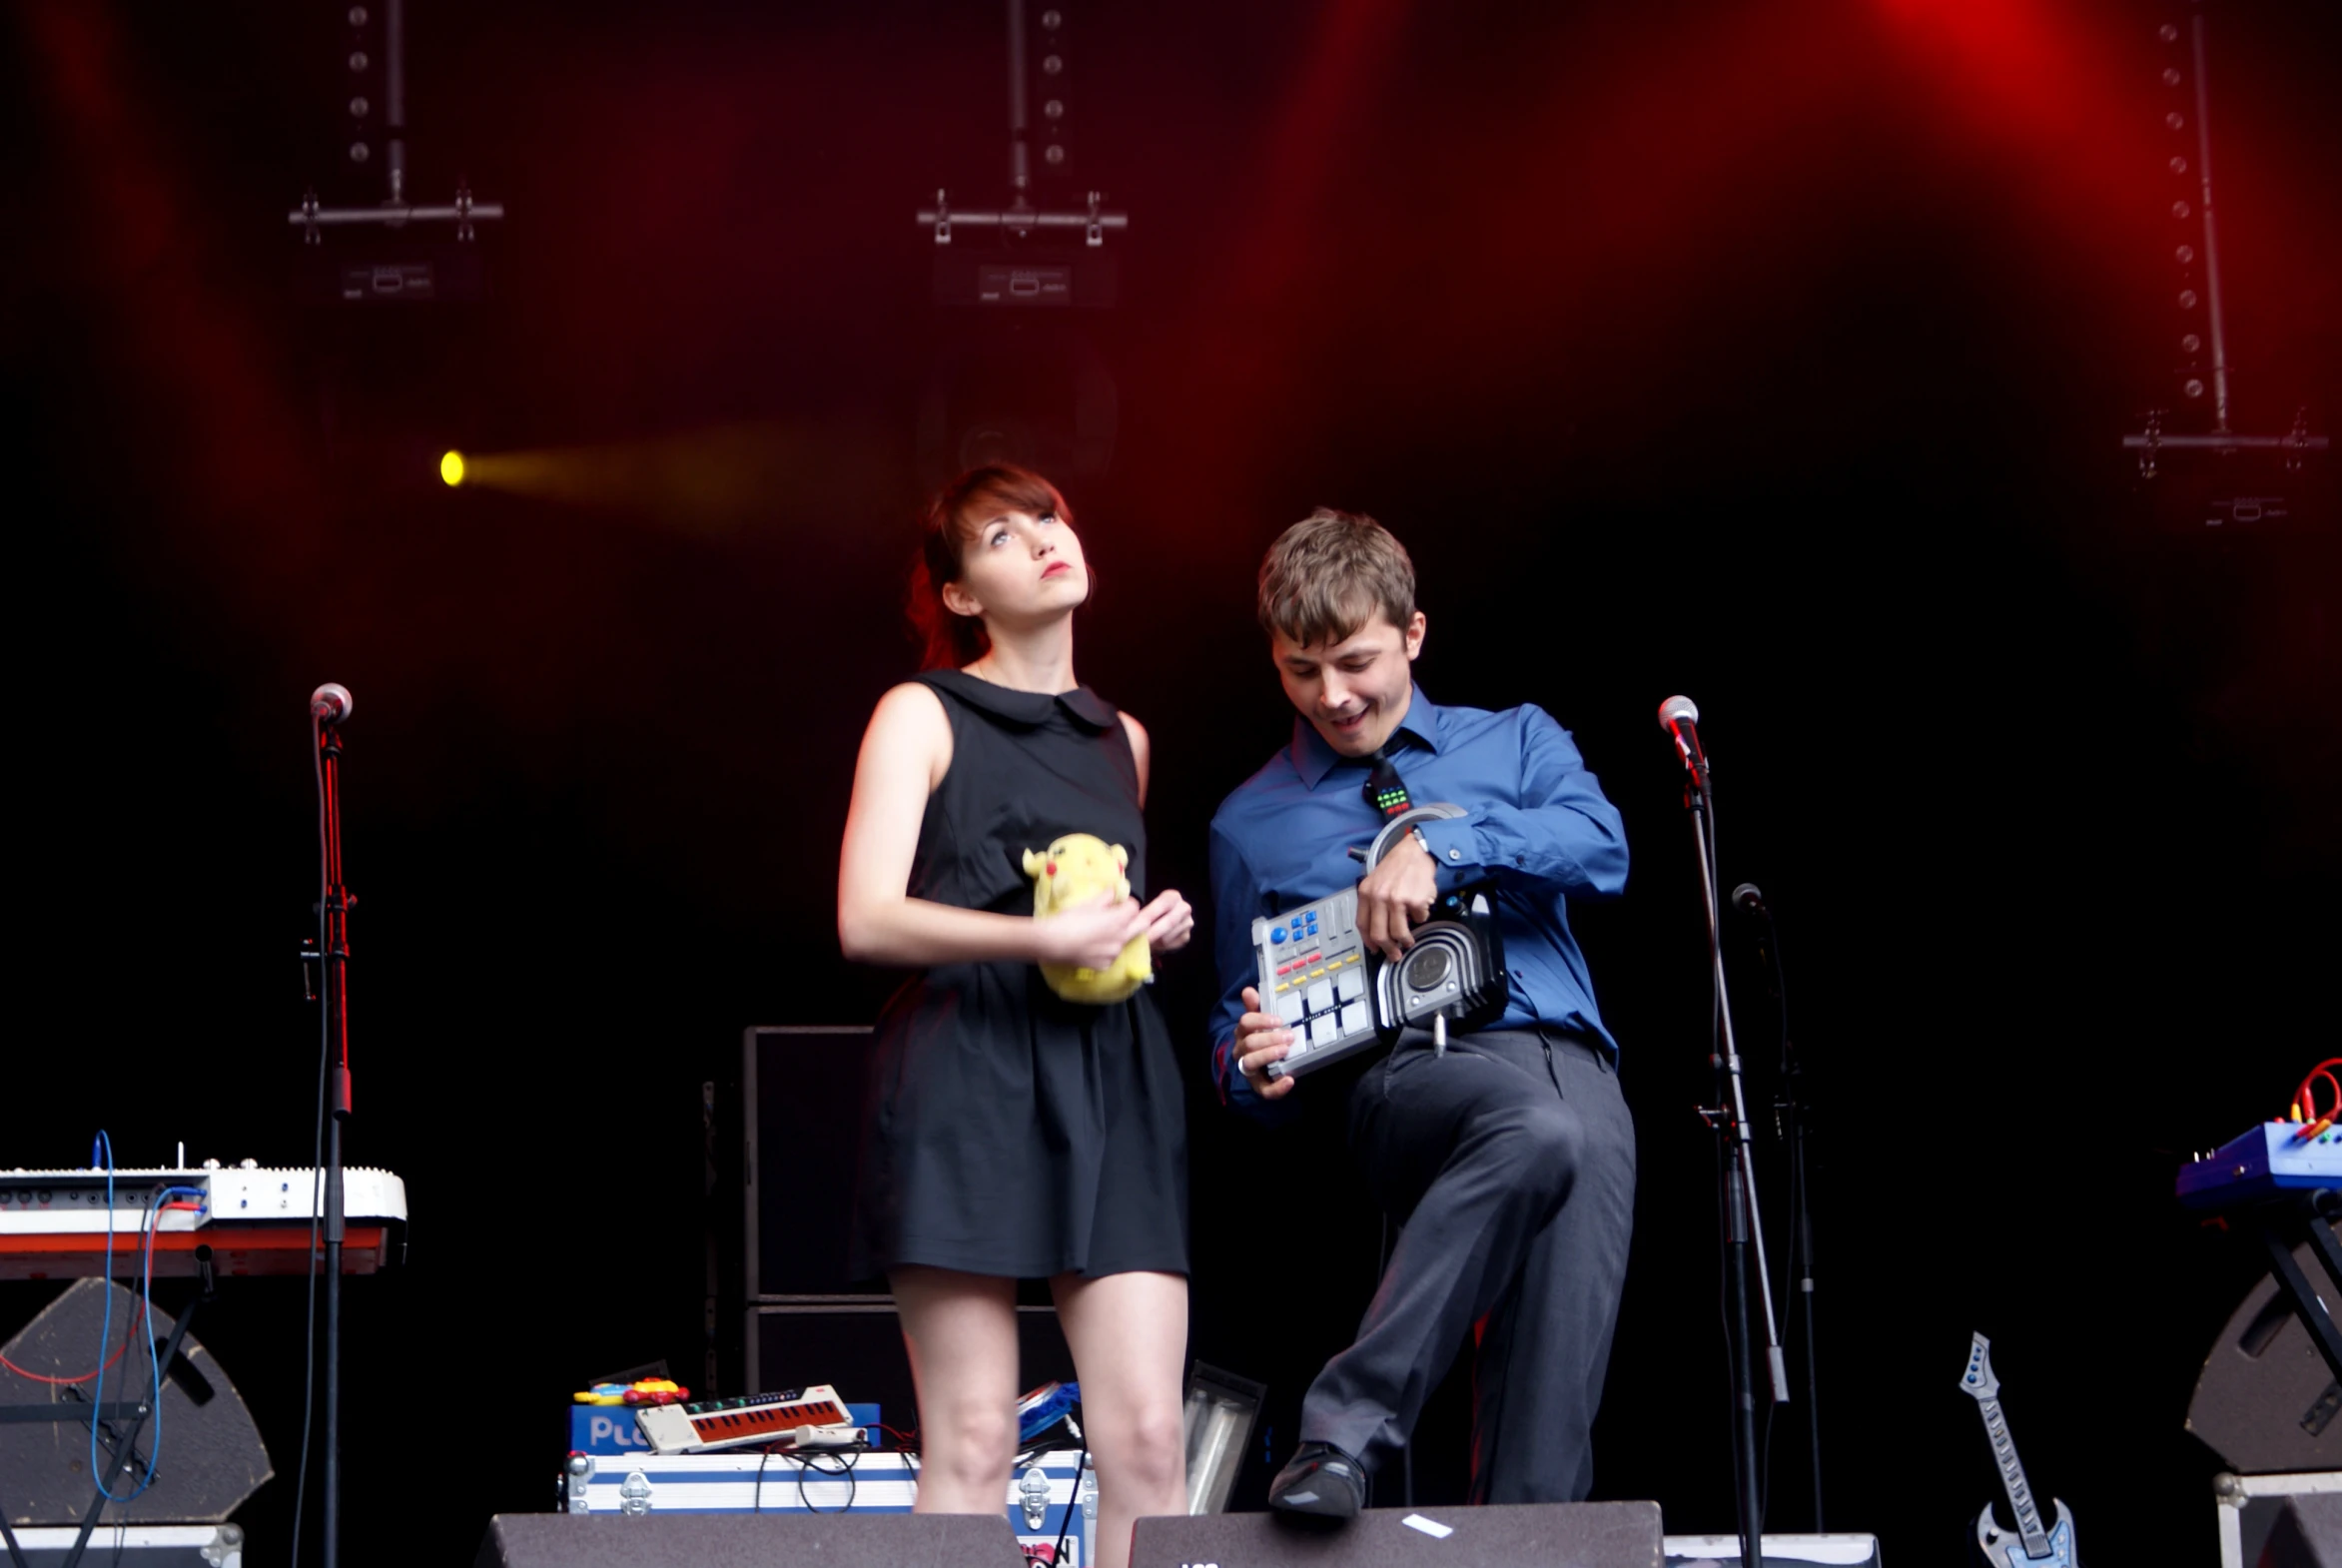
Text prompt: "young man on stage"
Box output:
[[1207, 508, 1636, 1516]]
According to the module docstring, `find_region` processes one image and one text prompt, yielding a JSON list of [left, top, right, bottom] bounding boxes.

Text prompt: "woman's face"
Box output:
[[941, 501, 1089, 629]]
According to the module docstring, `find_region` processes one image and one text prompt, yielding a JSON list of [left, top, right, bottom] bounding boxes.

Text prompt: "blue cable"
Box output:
[[83, 1132, 209, 1506], [88, 1133, 118, 1502], [107, 1183, 210, 1503]]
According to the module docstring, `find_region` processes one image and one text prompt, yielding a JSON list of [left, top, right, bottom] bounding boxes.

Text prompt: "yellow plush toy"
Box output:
[[1022, 833, 1154, 1004]]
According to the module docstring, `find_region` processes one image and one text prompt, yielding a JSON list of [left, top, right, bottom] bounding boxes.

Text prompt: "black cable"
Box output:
[[751, 1444, 863, 1515], [1, 1513, 31, 1568], [1048, 1449, 1087, 1568], [794, 1448, 858, 1514]]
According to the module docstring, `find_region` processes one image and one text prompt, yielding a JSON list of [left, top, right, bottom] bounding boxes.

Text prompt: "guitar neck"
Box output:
[[1975, 1394, 2050, 1555]]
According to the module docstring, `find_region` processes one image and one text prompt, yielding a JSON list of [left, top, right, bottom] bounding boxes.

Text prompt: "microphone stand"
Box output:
[[314, 713, 355, 1568], [1748, 899, 1825, 1531], [1671, 730, 1787, 1568]]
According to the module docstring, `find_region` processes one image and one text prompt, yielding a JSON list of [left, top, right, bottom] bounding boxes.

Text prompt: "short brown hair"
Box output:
[[907, 463, 1072, 670], [1256, 507, 1417, 647]]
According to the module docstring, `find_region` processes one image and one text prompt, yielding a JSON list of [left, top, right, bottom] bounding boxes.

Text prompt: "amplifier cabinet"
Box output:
[[560, 1447, 1095, 1565]]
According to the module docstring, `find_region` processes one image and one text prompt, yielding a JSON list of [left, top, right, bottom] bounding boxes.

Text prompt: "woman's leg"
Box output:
[[1052, 1269, 1189, 1568], [892, 1265, 1021, 1515]]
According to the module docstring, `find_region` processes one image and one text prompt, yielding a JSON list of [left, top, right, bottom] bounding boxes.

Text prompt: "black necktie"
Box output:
[[1362, 745, 1412, 820]]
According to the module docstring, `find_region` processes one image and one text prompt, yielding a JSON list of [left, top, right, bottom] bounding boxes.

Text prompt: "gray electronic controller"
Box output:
[[1252, 804, 1502, 1082], [1252, 886, 1381, 1079]]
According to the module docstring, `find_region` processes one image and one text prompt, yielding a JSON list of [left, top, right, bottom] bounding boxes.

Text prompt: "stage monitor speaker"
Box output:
[[2187, 1225, 2342, 1474], [473, 1511, 1029, 1568], [1131, 1500, 1663, 1567], [0, 1280, 272, 1526], [1664, 1534, 1883, 1567]]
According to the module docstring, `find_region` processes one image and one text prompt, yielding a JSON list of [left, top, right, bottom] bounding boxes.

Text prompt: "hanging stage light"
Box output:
[[285, 0, 505, 304], [439, 450, 465, 486], [2122, 5, 2327, 515], [914, 3, 1129, 484]]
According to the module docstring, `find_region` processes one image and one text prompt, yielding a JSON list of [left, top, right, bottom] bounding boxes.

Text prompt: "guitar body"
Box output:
[[1973, 1496, 2077, 1568]]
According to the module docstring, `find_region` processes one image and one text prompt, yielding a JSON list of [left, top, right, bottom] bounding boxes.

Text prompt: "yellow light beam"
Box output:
[[428, 421, 898, 539]]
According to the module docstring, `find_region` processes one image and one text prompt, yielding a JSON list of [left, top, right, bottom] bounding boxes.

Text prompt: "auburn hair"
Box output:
[[1256, 507, 1417, 648], [907, 463, 1075, 670]]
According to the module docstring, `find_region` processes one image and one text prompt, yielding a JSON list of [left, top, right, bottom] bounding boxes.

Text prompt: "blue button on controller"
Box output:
[[1270, 928, 1286, 944]]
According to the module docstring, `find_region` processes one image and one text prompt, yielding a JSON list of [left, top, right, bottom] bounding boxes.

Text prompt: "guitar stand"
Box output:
[[0, 1249, 219, 1568], [2245, 1194, 2342, 1388]]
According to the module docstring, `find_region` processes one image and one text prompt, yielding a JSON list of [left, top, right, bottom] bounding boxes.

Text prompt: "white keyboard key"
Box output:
[[1274, 992, 1305, 1025], [1335, 968, 1365, 1003], [1337, 1001, 1368, 1036], [1305, 979, 1335, 1015]]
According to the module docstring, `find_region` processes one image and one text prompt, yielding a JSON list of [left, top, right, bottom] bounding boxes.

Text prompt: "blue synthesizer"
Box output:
[[2175, 1123, 2342, 1210]]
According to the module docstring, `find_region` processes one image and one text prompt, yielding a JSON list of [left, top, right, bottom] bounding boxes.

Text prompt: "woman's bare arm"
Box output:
[[1117, 710, 1192, 955]]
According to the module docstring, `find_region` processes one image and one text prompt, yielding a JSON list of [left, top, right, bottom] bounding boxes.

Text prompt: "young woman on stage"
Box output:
[[838, 464, 1192, 1568]]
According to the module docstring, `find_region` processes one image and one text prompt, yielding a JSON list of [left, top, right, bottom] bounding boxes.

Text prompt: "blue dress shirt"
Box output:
[[1207, 685, 1628, 1109]]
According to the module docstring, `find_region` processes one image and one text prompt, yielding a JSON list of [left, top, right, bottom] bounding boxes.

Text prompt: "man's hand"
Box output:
[[1232, 985, 1299, 1100], [1355, 829, 1438, 962]]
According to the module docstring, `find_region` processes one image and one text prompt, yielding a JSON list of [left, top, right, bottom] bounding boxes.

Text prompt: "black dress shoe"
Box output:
[[1267, 1441, 1366, 1520]]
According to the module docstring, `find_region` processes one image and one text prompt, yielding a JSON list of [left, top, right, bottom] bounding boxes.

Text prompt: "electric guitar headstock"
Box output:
[[1959, 1331, 1999, 1404]]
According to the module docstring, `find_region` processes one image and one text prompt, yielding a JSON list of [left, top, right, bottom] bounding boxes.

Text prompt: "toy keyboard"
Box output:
[[634, 1384, 857, 1454]]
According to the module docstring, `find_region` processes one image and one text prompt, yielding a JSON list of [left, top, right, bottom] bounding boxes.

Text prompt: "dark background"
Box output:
[[5, 0, 2338, 1562]]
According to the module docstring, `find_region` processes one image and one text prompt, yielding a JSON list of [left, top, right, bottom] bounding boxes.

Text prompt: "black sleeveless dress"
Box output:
[[850, 669, 1189, 1282]]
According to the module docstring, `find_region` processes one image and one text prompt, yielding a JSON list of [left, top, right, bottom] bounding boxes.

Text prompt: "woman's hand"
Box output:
[[1140, 889, 1192, 956], [1038, 892, 1151, 972]]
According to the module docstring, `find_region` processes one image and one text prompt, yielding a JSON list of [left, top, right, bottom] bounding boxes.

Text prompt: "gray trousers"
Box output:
[[1299, 1026, 1637, 1503]]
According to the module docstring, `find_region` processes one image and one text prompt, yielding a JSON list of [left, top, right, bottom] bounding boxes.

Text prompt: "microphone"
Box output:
[[1656, 694, 1708, 781], [311, 683, 355, 725], [1731, 883, 1767, 916]]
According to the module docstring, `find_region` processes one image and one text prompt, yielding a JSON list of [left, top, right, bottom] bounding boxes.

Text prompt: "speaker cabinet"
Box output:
[[474, 1512, 1029, 1568], [743, 1026, 875, 1299], [1131, 1501, 1663, 1567], [0, 1280, 271, 1526], [2187, 1225, 2342, 1474]]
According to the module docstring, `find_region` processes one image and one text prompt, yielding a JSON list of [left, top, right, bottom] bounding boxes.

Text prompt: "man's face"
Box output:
[[1272, 611, 1427, 758]]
